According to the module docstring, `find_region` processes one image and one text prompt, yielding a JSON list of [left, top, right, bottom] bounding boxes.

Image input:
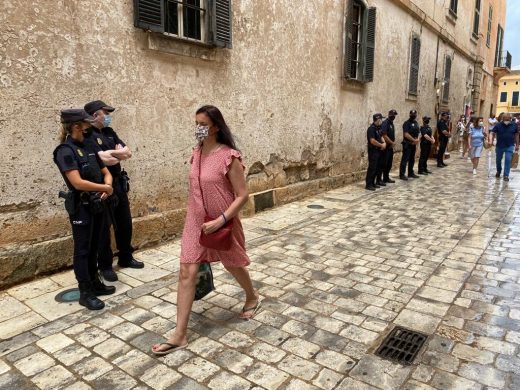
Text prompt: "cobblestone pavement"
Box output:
[[2, 154, 520, 389]]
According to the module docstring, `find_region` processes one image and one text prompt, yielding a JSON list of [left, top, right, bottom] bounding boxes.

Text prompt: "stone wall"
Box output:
[[0, 0, 503, 287]]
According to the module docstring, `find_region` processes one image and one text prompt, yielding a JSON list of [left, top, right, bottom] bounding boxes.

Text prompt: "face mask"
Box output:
[[83, 127, 93, 137], [504, 121, 511, 125], [195, 124, 209, 141], [478, 122, 484, 127], [424, 120, 430, 125], [410, 115, 417, 120], [389, 115, 396, 121], [103, 115, 113, 127]]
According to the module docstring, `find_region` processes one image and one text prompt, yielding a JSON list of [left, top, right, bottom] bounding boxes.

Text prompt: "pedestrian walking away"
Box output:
[[418, 115, 435, 175], [365, 113, 386, 191], [399, 110, 420, 180], [379, 109, 397, 183], [53, 109, 116, 310], [84, 100, 144, 282], [490, 113, 520, 181], [436, 112, 451, 167], [468, 116, 487, 175], [151, 105, 259, 356]]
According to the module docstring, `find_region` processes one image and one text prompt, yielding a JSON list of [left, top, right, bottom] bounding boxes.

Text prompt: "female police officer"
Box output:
[[53, 109, 116, 310]]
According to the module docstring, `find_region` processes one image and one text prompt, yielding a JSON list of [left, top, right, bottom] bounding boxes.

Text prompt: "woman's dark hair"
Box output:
[[472, 116, 483, 126], [196, 105, 237, 150]]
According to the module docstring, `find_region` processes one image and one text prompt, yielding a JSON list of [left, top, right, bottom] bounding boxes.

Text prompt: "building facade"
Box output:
[[0, 0, 508, 287], [496, 70, 520, 116]]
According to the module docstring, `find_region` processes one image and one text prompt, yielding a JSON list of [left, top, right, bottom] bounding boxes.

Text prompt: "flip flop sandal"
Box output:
[[151, 342, 188, 356], [239, 298, 262, 320]]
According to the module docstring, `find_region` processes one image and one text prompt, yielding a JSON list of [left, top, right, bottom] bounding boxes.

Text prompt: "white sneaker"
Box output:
[[473, 169, 477, 175]]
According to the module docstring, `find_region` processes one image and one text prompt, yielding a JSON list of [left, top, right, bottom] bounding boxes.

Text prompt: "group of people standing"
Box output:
[[54, 101, 144, 310], [365, 109, 450, 190], [366, 110, 520, 190]]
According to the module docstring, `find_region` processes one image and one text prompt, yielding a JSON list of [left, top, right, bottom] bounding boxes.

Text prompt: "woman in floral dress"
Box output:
[[152, 105, 259, 355]]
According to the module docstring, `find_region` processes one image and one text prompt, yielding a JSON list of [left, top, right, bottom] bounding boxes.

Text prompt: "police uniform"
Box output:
[[366, 113, 384, 190], [418, 116, 433, 174], [399, 110, 420, 179], [379, 109, 398, 183], [53, 109, 115, 310], [437, 113, 450, 167], [84, 100, 143, 282]]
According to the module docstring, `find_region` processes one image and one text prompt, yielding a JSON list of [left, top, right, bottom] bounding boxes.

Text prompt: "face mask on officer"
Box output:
[[424, 120, 430, 125], [103, 115, 113, 128], [410, 114, 417, 120], [389, 115, 396, 121], [195, 124, 209, 141], [83, 126, 94, 137]]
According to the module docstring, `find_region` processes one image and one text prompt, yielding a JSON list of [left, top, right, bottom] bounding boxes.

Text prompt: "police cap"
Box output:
[[60, 109, 95, 124], [441, 111, 449, 117], [84, 100, 115, 115], [373, 113, 384, 121], [422, 115, 431, 121], [409, 110, 418, 115], [388, 109, 398, 115]]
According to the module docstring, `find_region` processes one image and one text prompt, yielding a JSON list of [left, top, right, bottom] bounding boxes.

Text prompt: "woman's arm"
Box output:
[[64, 170, 113, 195], [202, 158, 249, 235]]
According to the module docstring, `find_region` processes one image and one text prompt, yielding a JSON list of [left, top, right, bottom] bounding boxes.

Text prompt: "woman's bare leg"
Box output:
[[224, 266, 259, 317], [152, 263, 198, 352]]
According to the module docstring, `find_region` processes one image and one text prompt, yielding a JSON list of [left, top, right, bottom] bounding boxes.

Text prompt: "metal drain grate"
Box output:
[[375, 327, 427, 365], [307, 204, 325, 209]]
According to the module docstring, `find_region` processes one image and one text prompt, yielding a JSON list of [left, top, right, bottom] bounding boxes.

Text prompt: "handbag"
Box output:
[[197, 148, 234, 251], [194, 263, 215, 300], [512, 151, 519, 169]]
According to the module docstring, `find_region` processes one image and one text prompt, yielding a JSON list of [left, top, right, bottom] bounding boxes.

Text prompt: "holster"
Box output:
[[120, 170, 130, 192], [59, 190, 78, 216]]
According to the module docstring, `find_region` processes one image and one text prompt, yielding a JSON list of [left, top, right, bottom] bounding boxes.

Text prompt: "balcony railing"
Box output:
[[495, 50, 512, 69]]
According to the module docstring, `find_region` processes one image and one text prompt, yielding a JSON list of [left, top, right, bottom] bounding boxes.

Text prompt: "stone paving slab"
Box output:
[[1, 155, 520, 389]]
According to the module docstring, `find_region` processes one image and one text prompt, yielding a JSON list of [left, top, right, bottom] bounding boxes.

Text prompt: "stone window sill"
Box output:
[[147, 33, 218, 61], [446, 11, 457, 25], [406, 93, 418, 102], [341, 78, 366, 91]]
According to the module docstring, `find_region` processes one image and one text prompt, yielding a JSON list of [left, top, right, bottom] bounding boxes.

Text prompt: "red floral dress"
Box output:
[[180, 145, 250, 267]]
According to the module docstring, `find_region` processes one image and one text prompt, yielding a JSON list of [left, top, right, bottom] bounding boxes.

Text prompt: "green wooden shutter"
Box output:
[[364, 7, 376, 82], [443, 56, 452, 103], [134, 0, 164, 32], [209, 0, 232, 48], [343, 0, 354, 79], [408, 36, 421, 95]]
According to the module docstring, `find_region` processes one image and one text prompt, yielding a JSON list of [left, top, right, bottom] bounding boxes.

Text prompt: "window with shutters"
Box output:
[[442, 56, 452, 103], [513, 92, 519, 107], [494, 25, 504, 67], [449, 0, 458, 16], [472, 0, 481, 39], [133, 0, 232, 48], [486, 6, 492, 47], [408, 35, 421, 96], [500, 92, 507, 103], [343, 0, 376, 83]]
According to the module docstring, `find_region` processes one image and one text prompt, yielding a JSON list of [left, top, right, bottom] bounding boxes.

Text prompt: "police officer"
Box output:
[[84, 100, 144, 282], [378, 109, 398, 183], [399, 110, 421, 180], [418, 115, 435, 175], [437, 112, 451, 167], [53, 109, 116, 310], [366, 113, 386, 191]]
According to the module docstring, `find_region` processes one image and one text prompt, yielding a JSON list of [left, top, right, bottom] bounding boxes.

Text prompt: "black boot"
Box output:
[[78, 282, 105, 310], [92, 273, 116, 296]]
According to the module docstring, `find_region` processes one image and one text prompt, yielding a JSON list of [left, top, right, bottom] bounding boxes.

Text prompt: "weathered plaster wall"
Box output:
[[0, 0, 497, 287]]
